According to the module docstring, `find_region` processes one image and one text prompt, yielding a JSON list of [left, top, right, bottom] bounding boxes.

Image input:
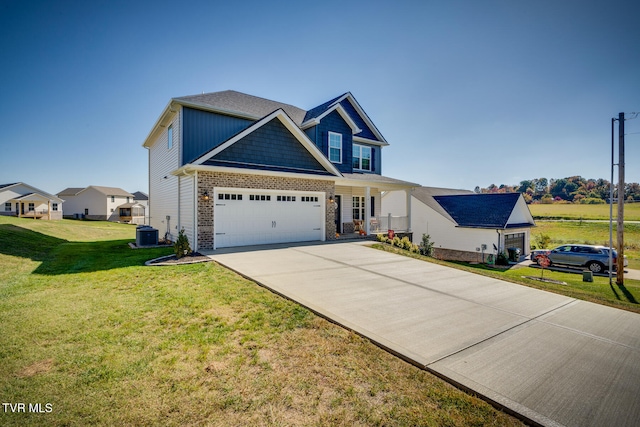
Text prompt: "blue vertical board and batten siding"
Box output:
[[182, 107, 253, 165], [315, 110, 354, 174]]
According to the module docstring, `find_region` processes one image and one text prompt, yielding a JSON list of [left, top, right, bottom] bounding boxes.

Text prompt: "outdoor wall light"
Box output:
[[202, 190, 210, 201], [328, 195, 335, 204]]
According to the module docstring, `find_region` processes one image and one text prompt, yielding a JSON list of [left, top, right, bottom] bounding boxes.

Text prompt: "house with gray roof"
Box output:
[[382, 187, 535, 262], [0, 182, 63, 220], [57, 186, 144, 223], [143, 90, 417, 250]]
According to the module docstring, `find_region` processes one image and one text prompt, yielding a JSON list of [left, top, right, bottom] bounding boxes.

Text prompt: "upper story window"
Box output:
[[111, 196, 115, 202], [352, 144, 372, 171], [168, 125, 173, 149], [328, 132, 342, 163]]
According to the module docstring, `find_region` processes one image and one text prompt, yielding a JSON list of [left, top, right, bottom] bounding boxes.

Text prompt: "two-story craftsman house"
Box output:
[[143, 90, 417, 250]]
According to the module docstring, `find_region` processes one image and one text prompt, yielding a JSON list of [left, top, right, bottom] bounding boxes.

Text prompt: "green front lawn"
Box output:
[[0, 216, 522, 426]]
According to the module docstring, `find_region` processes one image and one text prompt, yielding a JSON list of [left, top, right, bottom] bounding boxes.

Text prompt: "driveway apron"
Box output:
[[207, 242, 640, 427]]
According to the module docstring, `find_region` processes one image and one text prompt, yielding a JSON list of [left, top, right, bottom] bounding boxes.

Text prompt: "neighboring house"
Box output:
[[133, 191, 149, 224], [382, 187, 536, 262], [143, 90, 417, 250], [57, 186, 144, 223], [0, 182, 63, 220]]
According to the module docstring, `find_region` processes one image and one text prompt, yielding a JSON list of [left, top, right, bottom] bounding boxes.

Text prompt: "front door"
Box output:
[[334, 195, 341, 234]]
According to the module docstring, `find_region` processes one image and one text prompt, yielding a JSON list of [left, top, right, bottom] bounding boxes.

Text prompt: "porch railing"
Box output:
[[375, 215, 409, 233]]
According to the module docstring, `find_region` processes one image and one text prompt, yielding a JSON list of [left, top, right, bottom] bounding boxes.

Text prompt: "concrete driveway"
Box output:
[[207, 242, 640, 427]]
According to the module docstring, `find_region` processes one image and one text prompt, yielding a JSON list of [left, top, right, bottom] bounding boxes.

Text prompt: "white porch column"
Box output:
[[405, 189, 412, 232], [365, 186, 371, 234]]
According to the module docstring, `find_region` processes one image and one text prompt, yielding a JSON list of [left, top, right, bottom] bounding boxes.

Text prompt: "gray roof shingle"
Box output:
[[175, 90, 308, 125], [433, 192, 523, 228]]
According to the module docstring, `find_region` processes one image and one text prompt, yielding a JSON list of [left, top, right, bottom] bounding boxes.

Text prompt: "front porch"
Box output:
[[9, 193, 63, 220], [334, 174, 416, 238]]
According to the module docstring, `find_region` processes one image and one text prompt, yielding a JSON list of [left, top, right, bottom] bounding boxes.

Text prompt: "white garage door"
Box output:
[[214, 188, 325, 249]]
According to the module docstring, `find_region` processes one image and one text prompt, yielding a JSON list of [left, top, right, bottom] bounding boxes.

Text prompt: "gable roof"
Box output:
[[58, 186, 133, 198], [410, 186, 474, 222], [1, 182, 63, 202], [191, 109, 341, 177], [144, 90, 389, 149], [86, 186, 134, 197], [433, 192, 532, 229], [57, 187, 85, 196], [132, 191, 148, 201], [175, 90, 308, 125], [303, 92, 388, 145]]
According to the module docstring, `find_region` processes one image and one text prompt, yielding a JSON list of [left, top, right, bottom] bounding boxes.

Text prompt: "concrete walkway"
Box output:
[[207, 242, 640, 427]]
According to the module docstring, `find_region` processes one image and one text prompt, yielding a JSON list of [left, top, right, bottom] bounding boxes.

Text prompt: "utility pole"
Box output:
[[617, 113, 625, 285]]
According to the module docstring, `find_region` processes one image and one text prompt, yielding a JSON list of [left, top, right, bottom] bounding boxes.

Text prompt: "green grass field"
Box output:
[[526, 203, 640, 269], [529, 202, 640, 221], [0, 217, 522, 426]]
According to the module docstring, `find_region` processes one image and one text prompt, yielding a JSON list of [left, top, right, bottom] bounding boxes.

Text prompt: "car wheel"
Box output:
[[587, 262, 604, 273]]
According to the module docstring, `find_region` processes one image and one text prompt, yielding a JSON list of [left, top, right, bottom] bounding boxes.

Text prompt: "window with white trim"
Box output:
[[352, 196, 365, 220], [4, 202, 11, 212], [52, 203, 58, 211], [328, 132, 342, 163], [28, 203, 34, 212], [352, 144, 372, 171]]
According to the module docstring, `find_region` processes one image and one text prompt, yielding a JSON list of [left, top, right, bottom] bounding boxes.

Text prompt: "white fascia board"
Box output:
[[343, 93, 388, 144], [333, 176, 419, 191], [142, 100, 180, 148], [300, 103, 361, 134], [172, 164, 338, 183], [507, 194, 536, 225], [353, 136, 389, 147], [191, 109, 342, 177], [7, 182, 63, 201]]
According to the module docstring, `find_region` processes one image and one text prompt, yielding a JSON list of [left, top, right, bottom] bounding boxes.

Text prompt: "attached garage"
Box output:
[[213, 188, 325, 249]]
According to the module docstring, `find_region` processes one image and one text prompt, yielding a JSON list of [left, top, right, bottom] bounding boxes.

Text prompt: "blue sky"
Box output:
[[1, 0, 639, 195]]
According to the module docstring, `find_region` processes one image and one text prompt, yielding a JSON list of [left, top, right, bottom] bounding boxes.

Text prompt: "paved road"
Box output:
[[207, 242, 640, 427]]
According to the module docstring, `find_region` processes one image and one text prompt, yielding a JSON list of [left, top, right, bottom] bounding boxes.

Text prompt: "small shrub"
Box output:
[[410, 244, 420, 253], [495, 251, 509, 265], [419, 234, 434, 257], [392, 237, 401, 248], [535, 233, 551, 249], [580, 197, 605, 205], [401, 237, 412, 250], [376, 233, 385, 242], [174, 228, 192, 259]]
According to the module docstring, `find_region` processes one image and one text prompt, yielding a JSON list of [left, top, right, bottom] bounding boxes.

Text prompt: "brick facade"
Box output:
[[434, 247, 487, 263], [197, 171, 336, 249]]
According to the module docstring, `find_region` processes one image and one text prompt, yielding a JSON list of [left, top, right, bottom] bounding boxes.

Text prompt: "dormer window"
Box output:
[[328, 132, 342, 163], [352, 144, 371, 171]]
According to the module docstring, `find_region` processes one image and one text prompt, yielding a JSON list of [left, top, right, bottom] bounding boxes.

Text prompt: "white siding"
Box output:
[[411, 197, 500, 252], [148, 111, 181, 241], [179, 174, 195, 247], [62, 188, 107, 218]]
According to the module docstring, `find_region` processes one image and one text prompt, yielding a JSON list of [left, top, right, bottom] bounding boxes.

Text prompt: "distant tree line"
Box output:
[[475, 176, 640, 204]]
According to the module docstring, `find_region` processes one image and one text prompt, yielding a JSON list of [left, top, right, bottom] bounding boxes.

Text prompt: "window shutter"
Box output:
[[371, 148, 376, 172], [370, 196, 375, 217]]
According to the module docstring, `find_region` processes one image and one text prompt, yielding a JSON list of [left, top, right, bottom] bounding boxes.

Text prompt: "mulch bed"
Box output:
[[146, 252, 212, 266], [522, 276, 567, 285]]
